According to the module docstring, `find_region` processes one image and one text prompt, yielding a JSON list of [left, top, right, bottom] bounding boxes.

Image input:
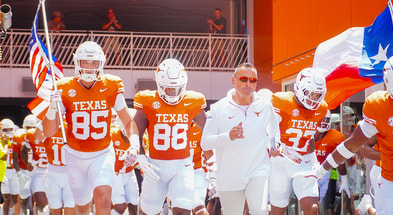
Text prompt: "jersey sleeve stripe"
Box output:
[[363, 115, 377, 125], [134, 103, 143, 108]]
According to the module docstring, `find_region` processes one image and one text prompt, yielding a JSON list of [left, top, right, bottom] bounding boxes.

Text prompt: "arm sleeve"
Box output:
[[358, 120, 378, 138], [201, 106, 230, 150], [113, 94, 127, 111]]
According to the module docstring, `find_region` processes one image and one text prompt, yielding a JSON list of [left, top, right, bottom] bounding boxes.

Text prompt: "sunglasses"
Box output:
[[234, 75, 258, 83]]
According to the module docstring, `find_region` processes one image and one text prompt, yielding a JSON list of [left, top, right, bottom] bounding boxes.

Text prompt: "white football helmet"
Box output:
[[73, 41, 106, 82], [1, 118, 15, 138], [23, 114, 39, 130], [294, 68, 327, 110], [317, 110, 331, 132], [331, 113, 341, 130], [155, 59, 188, 105], [383, 56, 393, 99], [343, 106, 356, 126]]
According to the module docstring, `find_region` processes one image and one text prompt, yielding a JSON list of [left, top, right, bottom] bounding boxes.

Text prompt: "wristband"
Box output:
[[129, 134, 140, 148], [326, 154, 339, 168], [46, 107, 57, 120], [336, 142, 355, 159], [195, 208, 207, 214]]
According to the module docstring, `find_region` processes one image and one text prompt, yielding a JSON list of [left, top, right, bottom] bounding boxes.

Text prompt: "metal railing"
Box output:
[[0, 29, 249, 72]]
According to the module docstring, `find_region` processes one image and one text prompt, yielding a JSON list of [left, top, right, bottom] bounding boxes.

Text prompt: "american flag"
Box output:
[[28, 4, 64, 119]]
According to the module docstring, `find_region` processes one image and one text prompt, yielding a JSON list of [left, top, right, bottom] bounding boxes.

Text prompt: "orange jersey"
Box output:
[[362, 91, 393, 181], [134, 90, 206, 160], [12, 129, 28, 170], [272, 92, 328, 155], [43, 126, 67, 166], [189, 123, 206, 171], [57, 74, 124, 152], [315, 129, 345, 163], [111, 127, 137, 173], [26, 128, 48, 169]]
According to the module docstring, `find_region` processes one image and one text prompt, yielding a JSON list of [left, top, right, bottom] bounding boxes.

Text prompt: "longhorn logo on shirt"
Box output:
[[388, 117, 393, 127], [255, 111, 262, 117]]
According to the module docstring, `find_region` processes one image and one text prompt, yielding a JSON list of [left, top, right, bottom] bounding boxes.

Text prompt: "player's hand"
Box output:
[[229, 122, 244, 141], [314, 164, 329, 180], [138, 155, 160, 181], [207, 179, 217, 198], [339, 175, 351, 197], [120, 147, 138, 167], [49, 89, 62, 109], [279, 145, 302, 164], [27, 163, 34, 171], [269, 147, 280, 157]]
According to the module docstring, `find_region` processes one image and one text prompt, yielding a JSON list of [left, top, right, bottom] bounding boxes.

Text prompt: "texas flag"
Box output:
[[313, 2, 393, 110]]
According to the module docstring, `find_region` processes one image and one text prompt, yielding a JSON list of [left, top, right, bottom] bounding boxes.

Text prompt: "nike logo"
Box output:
[[321, 143, 328, 146], [185, 163, 192, 167], [100, 88, 108, 92], [228, 116, 235, 119], [378, 182, 383, 188], [315, 112, 321, 115], [305, 160, 311, 164], [193, 132, 200, 135], [184, 103, 192, 106]]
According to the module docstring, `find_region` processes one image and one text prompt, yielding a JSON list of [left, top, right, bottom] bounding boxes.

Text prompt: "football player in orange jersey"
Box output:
[[22, 119, 51, 215], [110, 112, 139, 215], [316, 57, 393, 214], [37, 121, 75, 215], [0, 118, 18, 215], [133, 58, 207, 215], [188, 121, 214, 215], [270, 68, 328, 215], [313, 110, 348, 213], [13, 114, 38, 215], [42, 41, 138, 215], [355, 137, 379, 215], [202, 63, 278, 215]]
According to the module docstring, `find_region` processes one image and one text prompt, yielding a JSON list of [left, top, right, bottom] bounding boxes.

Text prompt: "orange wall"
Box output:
[[253, 0, 281, 92], [267, 0, 387, 83]]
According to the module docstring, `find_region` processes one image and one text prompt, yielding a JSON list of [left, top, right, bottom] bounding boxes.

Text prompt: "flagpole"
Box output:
[[39, 0, 67, 144]]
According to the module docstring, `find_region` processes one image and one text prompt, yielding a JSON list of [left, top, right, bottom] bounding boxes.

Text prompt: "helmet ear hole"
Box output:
[[155, 59, 188, 105]]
